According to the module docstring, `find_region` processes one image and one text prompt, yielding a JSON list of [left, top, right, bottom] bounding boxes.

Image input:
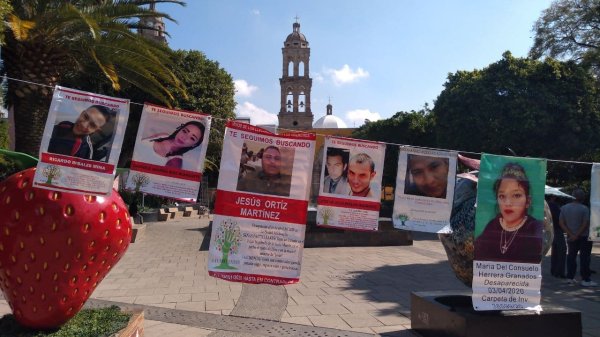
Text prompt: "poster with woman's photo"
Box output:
[[316, 136, 386, 231], [34, 86, 129, 196], [589, 164, 600, 242], [393, 147, 457, 233], [472, 154, 546, 311], [208, 121, 315, 285], [126, 103, 211, 201]]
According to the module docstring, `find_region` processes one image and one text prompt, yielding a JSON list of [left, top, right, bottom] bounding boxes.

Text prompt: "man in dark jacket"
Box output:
[[48, 105, 112, 160]]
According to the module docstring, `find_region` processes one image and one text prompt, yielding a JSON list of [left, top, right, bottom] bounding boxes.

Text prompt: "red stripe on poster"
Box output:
[[317, 195, 381, 211], [130, 161, 201, 181], [41, 153, 115, 174], [214, 190, 309, 224], [208, 271, 299, 285], [58, 87, 128, 103]]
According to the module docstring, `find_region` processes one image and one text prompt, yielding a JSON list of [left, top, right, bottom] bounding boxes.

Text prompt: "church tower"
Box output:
[[138, 2, 167, 44], [278, 21, 313, 130]]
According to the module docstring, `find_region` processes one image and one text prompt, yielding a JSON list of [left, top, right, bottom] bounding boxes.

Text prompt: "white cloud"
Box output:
[[312, 72, 324, 83], [234, 79, 258, 97], [251, 9, 260, 15], [325, 64, 369, 86], [236, 102, 278, 125], [345, 109, 382, 127]]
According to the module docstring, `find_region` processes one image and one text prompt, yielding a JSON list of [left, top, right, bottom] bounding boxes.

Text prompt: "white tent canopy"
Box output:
[[545, 185, 574, 199]]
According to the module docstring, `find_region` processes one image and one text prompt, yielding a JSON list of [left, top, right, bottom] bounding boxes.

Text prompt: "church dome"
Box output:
[[313, 114, 347, 129], [285, 22, 309, 48]]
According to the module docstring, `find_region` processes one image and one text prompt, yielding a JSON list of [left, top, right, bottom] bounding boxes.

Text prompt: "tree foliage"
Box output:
[[169, 50, 236, 177], [433, 52, 600, 163], [114, 49, 236, 177], [353, 107, 437, 185], [530, 0, 600, 74], [0, 0, 12, 44], [2, 0, 185, 155]]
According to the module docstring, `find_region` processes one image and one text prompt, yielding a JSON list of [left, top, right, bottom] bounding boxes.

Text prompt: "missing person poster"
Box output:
[[472, 154, 546, 311], [316, 136, 386, 231], [125, 103, 211, 201], [34, 86, 129, 196], [589, 164, 600, 242], [208, 121, 315, 284], [393, 147, 457, 233]]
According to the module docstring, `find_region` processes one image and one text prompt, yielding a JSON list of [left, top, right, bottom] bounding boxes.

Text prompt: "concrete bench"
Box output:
[[166, 207, 182, 219], [183, 207, 193, 217], [157, 209, 169, 221]]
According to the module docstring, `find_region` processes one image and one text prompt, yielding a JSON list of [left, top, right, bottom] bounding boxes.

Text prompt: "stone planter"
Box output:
[[111, 310, 144, 337], [140, 211, 158, 223]]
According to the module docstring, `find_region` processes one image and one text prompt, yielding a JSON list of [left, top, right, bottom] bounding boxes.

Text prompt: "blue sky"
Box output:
[[166, 1, 553, 127]]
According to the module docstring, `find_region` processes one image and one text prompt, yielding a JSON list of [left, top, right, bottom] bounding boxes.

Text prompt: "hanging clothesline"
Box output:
[[2, 75, 594, 166]]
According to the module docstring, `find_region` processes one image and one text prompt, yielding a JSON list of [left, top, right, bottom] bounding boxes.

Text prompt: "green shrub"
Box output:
[[0, 306, 131, 337]]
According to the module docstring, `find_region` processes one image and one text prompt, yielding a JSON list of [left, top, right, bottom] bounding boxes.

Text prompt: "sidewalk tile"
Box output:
[[286, 305, 320, 317], [281, 316, 313, 325], [308, 314, 351, 329], [339, 313, 383, 328], [205, 299, 235, 311], [164, 293, 192, 303], [192, 292, 219, 301], [134, 295, 165, 304], [313, 303, 351, 315], [175, 301, 206, 311], [289, 295, 324, 305]]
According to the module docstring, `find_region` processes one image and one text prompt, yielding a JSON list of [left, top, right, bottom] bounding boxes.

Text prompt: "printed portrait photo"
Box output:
[[474, 156, 546, 264], [322, 147, 350, 195], [404, 154, 450, 199], [236, 140, 295, 197], [47, 104, 118, 163], [136, 113, 207, 171]]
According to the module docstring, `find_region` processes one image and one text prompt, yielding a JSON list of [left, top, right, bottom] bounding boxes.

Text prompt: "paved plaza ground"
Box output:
[[0, 216, 598, 336]]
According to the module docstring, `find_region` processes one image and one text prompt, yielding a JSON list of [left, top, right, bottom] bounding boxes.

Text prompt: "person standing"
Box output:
[[560, 189, 597, 286], [548, 196, 566, 278]]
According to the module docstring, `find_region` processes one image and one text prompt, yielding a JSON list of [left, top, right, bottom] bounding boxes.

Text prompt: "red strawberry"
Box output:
[[0, 168, 132, 329]]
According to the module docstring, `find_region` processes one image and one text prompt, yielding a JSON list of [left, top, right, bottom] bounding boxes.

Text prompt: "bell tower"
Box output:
[[278, 20, 313, 130], [138, 2, 167, 44]]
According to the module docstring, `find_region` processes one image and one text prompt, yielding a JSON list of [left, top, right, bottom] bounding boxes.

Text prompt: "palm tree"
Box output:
[[2, 0, 185, 155]]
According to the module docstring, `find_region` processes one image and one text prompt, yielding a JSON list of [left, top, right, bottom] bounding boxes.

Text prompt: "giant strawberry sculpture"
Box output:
[[0, 168, 132, 329]]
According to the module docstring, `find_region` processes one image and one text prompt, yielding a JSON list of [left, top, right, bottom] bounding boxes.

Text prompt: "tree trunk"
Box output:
[[3, 36, 67, 156]]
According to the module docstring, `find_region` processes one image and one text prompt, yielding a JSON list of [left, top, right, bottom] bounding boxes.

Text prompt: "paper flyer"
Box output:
[[316, 136, 386, 231], [393, 146, 457, 233], [34, 86, 129, 196], [126, 103, 211, 201], [472, 154, 546, 311], [208, 121, 315, 284]]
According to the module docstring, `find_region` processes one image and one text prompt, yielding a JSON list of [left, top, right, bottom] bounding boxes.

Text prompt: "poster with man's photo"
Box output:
[[125, 103, 211, 201], [392, 147, 457, 233], [316, 136, 386, 231], [34, 86, 129, 196], [208, 121, 315, 284], [472, 154, 546, 311], [589, 164, 600, 242]]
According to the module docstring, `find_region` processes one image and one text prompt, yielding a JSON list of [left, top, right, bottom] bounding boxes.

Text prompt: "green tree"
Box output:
[[114, 49, 236, 176], [433, 52, 600, 162], [353, 107, 437, 185], [0, 0, 11, 44], [2, 0, 185, 156], [530, 0, 600, 74], [169, 50, 236, 178]]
